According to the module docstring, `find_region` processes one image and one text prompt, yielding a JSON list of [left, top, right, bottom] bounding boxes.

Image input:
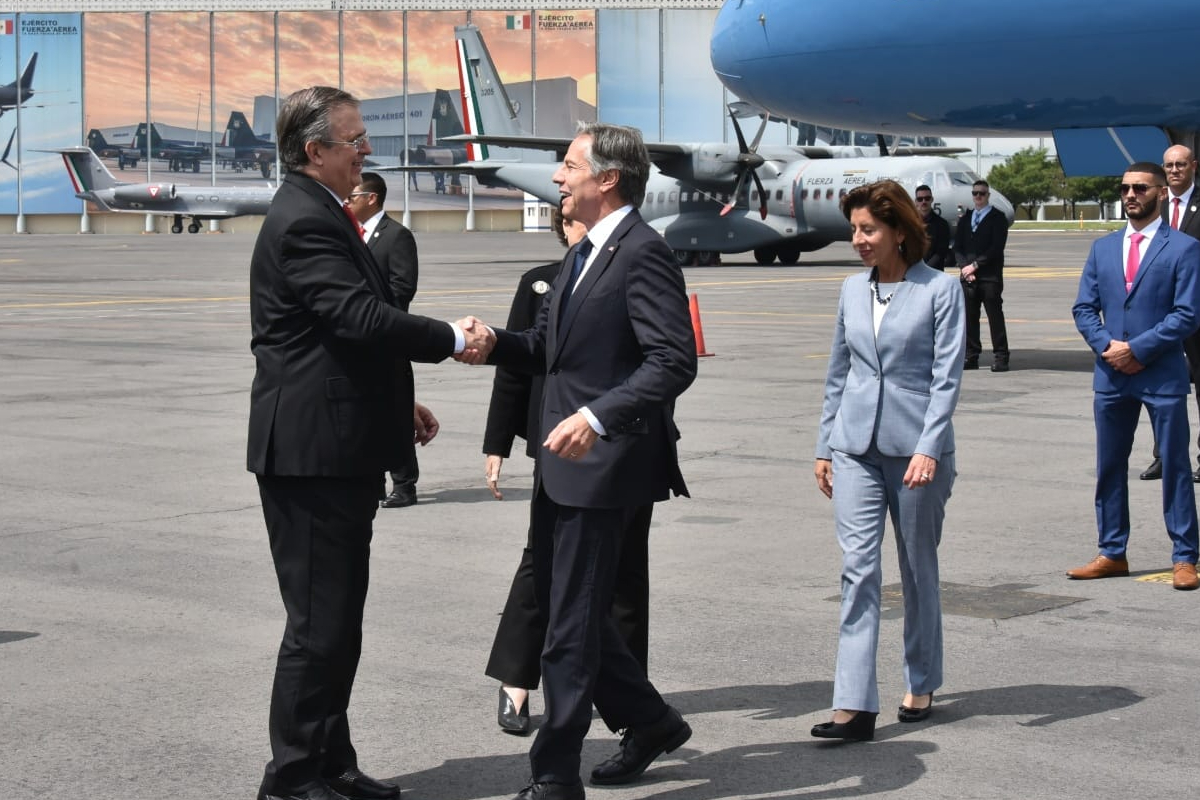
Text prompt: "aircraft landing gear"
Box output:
[[260, 161, 272, 179], [754, 247, 776, 265], [171, 214, 183, 234], [776, 244, 802, 265], [187, 221, 201, 234]]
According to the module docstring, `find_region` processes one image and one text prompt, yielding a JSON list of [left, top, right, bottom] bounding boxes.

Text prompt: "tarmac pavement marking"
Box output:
[[1133, 572, 1175, 584]]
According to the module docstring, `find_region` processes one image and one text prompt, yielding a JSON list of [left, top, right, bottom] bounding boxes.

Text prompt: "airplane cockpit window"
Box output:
[[935, 173, 950, 190], [948, 171, 976, 186]]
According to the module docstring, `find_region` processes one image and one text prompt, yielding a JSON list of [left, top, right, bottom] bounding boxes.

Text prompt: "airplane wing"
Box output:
[[443, 133, 694, 163]]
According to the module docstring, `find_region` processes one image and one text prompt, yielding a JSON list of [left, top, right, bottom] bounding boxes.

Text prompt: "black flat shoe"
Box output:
[[810, 711, 877, 741], [498, 686, 531, 735], [897, 693, 934, 723]]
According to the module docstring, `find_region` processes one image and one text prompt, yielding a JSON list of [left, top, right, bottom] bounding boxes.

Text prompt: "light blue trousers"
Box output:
[[830, 445, 954, 713]]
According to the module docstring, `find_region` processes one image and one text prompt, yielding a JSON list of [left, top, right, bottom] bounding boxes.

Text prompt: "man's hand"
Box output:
[[485, 454, 504, 500], [413, 402, 439, 445], [453, 316, 495, 364], [960, 263, 978, 283], [543, 412, 599, 461], [1102, 340, 1146, 375], [814, 458, 833, 499]]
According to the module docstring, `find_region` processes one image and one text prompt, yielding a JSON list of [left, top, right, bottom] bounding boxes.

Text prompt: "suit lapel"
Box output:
[[1129, 229, 1168, 296], [554, 212, 639, 349], [289, 173, 390, 300]]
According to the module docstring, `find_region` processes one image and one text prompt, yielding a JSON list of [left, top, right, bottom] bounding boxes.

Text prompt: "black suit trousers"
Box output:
[[963, 279, 1009, 358], [527, 488, 666, 783], [257, 475, 378, 794], [485, 504, 652, 688], [388, 435, 419, 492]]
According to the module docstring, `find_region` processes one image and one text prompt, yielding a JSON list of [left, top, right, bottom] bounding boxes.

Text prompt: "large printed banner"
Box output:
[[0, 13, 84, 215]]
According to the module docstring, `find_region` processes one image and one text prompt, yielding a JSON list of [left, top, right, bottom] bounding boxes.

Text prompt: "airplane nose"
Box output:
[[710, 0, 757, 97]]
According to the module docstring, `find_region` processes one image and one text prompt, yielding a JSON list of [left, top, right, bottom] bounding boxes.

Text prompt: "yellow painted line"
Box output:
[[1134, 572, 1174, 584]]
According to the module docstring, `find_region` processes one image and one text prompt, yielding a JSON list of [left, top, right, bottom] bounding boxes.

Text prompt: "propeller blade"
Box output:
[[749, 113, 769, 153], [721, 169, 749, 217], [876, 133, 889, 157], [751, 169, 769, 219], [728, 107, 751, 154]]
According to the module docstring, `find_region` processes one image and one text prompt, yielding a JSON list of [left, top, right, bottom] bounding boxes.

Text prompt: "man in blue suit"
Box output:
[[1070, 162, 1200, 590]]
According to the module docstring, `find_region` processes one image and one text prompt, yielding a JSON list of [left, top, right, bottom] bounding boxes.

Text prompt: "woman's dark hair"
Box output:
[[841, 180, 929, 267]]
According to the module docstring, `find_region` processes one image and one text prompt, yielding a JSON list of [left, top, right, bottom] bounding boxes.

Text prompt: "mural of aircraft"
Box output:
[[219, 111, 275, 178], [709, 0, 1200, 176], [438, 23, 1010, 265], [0, 53, 37, 117], [406, 88, 468, 168], [57, 146, 275, 233], [87, 128, 143, 170]]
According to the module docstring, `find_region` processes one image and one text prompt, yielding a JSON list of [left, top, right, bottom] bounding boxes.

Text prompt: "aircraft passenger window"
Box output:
[[670, 192, 677, 202], [751, 191, 758, 201], [211, 196, 219, 202], [658, 192, 665, 203], [801, 189, 808, 200], [826, 189, 835, 200], [776, 190, 783, 201], [839, 189, 847, 199]]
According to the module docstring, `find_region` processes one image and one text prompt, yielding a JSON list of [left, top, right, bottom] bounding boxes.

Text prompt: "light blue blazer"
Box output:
[[816, 262, 966, 461], [1072, 226, 1200, 395]]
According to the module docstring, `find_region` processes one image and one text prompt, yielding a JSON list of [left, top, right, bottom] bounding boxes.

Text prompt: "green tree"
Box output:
[[987, 147, 1059, 220], [1061, 175, 1122, 220]]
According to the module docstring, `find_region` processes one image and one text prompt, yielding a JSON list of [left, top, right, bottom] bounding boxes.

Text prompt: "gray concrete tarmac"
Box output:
[[1, 231, 1195, 800]]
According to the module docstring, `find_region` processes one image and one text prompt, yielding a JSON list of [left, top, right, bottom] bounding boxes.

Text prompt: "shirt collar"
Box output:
[[361, 209, 386, 240], [581, 204, 634, 256], [1126, 216, 1163, 240], [1170, 183, 1195, 208]]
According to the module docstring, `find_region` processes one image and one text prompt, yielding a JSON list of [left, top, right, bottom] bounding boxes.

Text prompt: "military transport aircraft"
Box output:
[[57, 146, 274, 233], [710, 0, 1200, 176], [0, 53, 37, 117], [439, 23, 1010, 265]]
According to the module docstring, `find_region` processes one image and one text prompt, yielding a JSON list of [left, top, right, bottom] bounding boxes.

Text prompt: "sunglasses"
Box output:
[[971, 190, 988, 197], [1119, 183, 1162, 195], [915, 196, 933, 202]]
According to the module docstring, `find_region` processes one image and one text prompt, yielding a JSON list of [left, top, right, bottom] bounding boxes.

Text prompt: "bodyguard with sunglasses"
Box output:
[[915, 185, 953, 271], [954, 180, 1010, 371], [1069, 162, 1200, 591]]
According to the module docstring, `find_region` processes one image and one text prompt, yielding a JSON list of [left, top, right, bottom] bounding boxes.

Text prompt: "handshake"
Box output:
[[454, 316, 496, 364]]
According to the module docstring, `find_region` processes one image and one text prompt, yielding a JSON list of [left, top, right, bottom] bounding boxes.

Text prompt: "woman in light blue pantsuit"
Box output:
[[811, 180, 965, 741]]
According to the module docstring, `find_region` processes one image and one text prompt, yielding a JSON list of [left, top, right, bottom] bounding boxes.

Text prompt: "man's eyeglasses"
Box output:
[[348, 191, 374, 199], [1164, 161, 1193, 171], [915, 196, 933, 202], [971, 190, 988, 197], [1119, 183, 1162, 195], [323, 134, 370, 151]]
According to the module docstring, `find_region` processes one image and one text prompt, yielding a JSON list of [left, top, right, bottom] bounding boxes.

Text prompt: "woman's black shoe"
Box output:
[[810, 711, 877, 741], [498, 686, 531, 735], [897, 693, 934, 723]]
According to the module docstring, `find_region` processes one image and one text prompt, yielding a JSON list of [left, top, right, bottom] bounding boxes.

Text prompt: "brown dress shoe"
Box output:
[[1173, 562, 1199, 590], [1066, 554, 1130, 580]]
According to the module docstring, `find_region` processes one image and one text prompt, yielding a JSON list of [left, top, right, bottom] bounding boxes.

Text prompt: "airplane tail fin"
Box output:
[[134, 123, 163, 154], [58, 146, 121, 197], [20, 53, 37, 90], [455, 23, 525, 161], [87, 128, 110, 151], [1, 129, 15, 171], [224, 111, 261, 148]]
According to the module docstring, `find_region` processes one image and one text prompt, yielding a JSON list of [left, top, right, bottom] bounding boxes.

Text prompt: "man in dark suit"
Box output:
[[348, 171, 424, 508], [483, 211, 652, 738], [955, 179, 1010, 371], [1140, 145, 1200, 481], [477, 123, 698, 800], [249, 85, 491, 800], [1069, 162, 1200, 591], [915, 184, 952, 271]]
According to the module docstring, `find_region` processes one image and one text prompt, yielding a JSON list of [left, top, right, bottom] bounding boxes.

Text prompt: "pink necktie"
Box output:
[[1172, 197, 1181, 229], [1126, 232, 1144, 292]]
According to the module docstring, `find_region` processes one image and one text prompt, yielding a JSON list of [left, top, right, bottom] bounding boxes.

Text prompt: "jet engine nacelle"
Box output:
[[113, 183, 177, 203]]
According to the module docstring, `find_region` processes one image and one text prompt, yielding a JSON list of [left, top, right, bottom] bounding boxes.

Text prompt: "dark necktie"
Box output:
[[559, 238, 593, 324]]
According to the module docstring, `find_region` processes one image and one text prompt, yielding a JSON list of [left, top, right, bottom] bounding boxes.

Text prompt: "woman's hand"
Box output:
[[814, 458, 833, 499], [904, 454, 938, 489]]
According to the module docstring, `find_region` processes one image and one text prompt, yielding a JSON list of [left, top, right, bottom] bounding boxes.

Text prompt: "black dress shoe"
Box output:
[[513, 781, 584, 800], [1140, 458, 1163, 480], [590, 705, 691, 785], [963, 358, 979, 370], [990, 360, 1009, 372], [810, 710, 877, 741], [897, 693, 934, 723], [381, 488, 417, 508], [326, 769, 400, 800], [498, 686, 531, 735], [260, 785, 351, 800]]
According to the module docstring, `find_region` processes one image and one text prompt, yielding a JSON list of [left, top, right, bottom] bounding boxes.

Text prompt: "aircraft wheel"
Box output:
[[753, 247, 777, 265], [776, 244, 802, 265], [171, 223, 183, 234], [188, 222, 201, 234], [673, 250, 695, 267], [695, 251, 718, 267], [260, 163, 271, 179]]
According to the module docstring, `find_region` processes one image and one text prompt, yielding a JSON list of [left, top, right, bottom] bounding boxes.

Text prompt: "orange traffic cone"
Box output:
[[689, 293, 715, 357]]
